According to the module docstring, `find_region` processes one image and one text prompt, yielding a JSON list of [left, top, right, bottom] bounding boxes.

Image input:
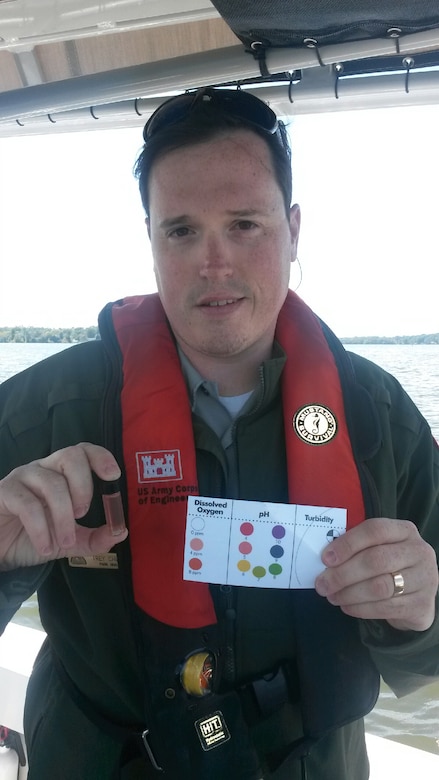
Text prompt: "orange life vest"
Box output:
[[111, 291, 365, 628]]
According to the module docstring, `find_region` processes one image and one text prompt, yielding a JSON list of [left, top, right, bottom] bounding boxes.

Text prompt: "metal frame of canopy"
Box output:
[[1, 26, 439, 135]]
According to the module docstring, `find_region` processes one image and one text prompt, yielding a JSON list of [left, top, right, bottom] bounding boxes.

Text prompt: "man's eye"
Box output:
[[169, 226, 191, 238], [236, 220, 256, 230]]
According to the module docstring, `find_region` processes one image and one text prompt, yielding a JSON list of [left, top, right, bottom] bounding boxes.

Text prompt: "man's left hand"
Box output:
[[314, 517, 439, 632]]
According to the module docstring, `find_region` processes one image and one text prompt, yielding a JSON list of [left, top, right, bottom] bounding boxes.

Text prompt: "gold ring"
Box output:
[[391, 572, 405, 596]]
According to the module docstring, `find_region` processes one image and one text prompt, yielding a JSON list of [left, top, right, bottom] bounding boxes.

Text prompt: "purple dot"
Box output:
[[270, 545, 284, 559], [272, 525, 286, 539]]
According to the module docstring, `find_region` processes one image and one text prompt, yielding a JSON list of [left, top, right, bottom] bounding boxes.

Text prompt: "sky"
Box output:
[[1, 103, 438, 337]]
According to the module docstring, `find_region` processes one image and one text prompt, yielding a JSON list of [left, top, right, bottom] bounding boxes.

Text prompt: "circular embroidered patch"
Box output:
[[293, 405, 337, 445]]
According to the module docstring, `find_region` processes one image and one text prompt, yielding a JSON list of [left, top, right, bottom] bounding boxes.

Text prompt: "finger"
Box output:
[[327, 572, 396, 606], [316, 540, 421, 596], [0, 485, 54, 560], [336, 592, 417, 622], [38, 443, 120, 516], [334, 587, 436, 631], [66, 522, 128, 558], [1, 493, 128, 568], [321, 517, 419, 567], [325, 569, 410, 606], [324, 550, 437, 602], [35, 444, 120, 548], [66, 442, 120, 481], [317, 547, 438, 631], [1, 444, 120, 557], [0, 466, 78, 556]]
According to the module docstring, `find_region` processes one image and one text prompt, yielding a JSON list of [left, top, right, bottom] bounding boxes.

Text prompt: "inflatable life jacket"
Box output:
[[111, 291, 366, 628]]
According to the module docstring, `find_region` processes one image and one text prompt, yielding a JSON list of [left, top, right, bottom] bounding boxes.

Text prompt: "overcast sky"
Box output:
[[1, 103, 438, 337]]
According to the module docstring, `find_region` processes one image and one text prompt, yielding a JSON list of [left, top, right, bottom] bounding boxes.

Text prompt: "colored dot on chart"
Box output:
[[270, 545, 284, 559], [190, 538, 204, 551], [269, 563, 283, 576], [272, 525, 286, 539], [191, 518, 205, 532], [252, 565, 266, 579], [240, 522, 254, 536], [238, 541, 252, 555], [237, 559, 251, 573], [189, 558, 202, 571]]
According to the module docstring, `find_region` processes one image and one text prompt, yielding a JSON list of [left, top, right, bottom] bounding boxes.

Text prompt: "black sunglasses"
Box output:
[[143, 87, 279, 141]]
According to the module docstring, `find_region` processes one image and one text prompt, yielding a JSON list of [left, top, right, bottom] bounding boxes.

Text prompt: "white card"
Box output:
[[183, 497, 346, 589]]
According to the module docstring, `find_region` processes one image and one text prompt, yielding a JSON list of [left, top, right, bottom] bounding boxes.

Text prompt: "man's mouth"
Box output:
[[205, 299, 236, 307]]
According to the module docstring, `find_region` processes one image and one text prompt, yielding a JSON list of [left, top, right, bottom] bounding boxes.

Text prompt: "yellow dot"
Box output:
[[237, 559, 251, 572]]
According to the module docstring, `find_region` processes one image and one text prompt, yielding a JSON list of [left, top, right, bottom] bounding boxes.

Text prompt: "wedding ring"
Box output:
[[391, 572, 405, 596]]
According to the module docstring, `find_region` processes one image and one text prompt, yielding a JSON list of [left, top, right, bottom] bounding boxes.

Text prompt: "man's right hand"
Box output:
[[0, 443, 128, 570]]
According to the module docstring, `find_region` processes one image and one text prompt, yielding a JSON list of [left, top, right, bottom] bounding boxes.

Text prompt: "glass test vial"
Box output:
[[101, 480, 127, 536]]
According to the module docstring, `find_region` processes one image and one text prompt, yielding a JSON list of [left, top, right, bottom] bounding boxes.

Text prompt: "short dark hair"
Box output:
[[133, 89, 292, 217]]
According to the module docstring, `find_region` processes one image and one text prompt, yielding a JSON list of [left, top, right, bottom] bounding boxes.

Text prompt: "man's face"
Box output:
[[147, 130, 300, 372]]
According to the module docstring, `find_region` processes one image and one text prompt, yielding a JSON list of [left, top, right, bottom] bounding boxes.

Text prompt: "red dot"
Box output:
[[190, 538, 204, 551], [239, 541, 252, 555], [240, 522, 254, 536], [189, 558, 202, 571]]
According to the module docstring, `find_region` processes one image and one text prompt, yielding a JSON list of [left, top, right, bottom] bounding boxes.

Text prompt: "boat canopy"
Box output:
[[1, 0, 439, 135]]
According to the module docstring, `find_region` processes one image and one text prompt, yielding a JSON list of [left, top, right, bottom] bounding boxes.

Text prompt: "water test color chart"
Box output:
[[183, 497, 346, 589]]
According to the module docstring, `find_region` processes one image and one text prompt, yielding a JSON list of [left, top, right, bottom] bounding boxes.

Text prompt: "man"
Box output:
[[0, 87, 438, 780]]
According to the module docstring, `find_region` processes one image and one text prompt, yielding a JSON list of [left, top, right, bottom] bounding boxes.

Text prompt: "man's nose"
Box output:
[[199, 233, 233, 278]]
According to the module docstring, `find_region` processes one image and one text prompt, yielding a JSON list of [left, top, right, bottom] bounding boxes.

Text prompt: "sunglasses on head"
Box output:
[[143, 87, 279, 141]]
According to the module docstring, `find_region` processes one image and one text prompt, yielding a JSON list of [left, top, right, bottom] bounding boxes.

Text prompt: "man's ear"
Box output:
[[289, 204, 301, 262]]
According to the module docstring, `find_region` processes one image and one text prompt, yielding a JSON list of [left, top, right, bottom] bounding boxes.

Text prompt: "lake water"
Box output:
[[1, 342, 439, 755]]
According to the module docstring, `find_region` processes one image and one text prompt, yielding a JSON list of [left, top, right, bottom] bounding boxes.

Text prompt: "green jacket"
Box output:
[[1, 310, 439, 780]]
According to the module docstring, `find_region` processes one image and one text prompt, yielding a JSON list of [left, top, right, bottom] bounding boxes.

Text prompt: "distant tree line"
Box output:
[[341, 334, 439, 345], [1, 327, 438, 345], [0, 326, 99, 343]]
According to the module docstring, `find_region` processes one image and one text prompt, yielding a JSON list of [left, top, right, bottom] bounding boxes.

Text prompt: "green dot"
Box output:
[[269, 563, 282, 576], [252, 565, 266, 579]]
